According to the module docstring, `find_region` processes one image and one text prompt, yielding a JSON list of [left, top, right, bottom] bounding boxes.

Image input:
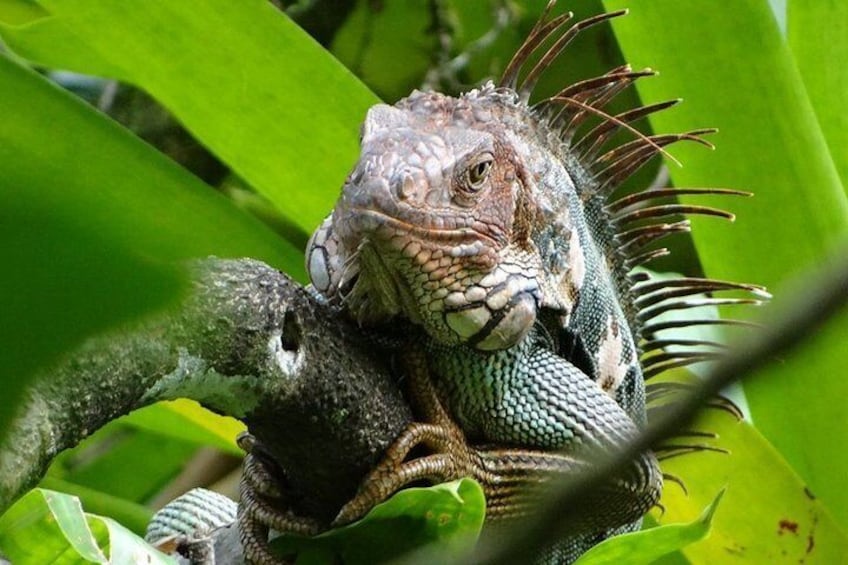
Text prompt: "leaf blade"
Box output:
[[0, 52, 300, 441], [574, 490, 723, 565], [0, 0, 379, 234], [788, 0, 848, 190], [603, 0, 848, 527]]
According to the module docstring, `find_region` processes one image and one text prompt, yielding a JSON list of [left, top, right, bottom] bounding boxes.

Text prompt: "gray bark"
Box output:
[[0, 258, 412, 522]]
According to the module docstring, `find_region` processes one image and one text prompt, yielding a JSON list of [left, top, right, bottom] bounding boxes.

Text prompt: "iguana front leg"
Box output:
[[332, 342, 479, 524], [336, 339, 661, 535]]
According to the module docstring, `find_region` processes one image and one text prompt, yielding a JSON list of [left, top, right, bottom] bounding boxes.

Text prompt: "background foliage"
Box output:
[[0, 0, 845, 562]]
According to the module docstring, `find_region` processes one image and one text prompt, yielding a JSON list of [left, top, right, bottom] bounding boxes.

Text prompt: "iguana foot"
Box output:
[[333, 420, 484, 525], [336, 429, 657, 534], [237, 432, 323, 565]]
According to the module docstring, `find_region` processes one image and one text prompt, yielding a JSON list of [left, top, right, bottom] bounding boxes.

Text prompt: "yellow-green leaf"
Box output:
[[604, 0, 848, 527], [0, 0, 379, 236], [575, 490, 723, 565]]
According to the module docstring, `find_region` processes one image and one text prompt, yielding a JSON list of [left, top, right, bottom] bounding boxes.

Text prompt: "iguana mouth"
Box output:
[[348, 207, 500, 254]]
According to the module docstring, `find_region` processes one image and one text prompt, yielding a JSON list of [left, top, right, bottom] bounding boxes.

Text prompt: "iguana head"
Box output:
[[306, 4, 761, 358], [307, 86, 552, 350]]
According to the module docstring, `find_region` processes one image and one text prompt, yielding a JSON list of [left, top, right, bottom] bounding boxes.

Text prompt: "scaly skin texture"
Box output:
[[239, 6, 767, 564], [308, 80, 648, 414], [306, 80, 660, 563]]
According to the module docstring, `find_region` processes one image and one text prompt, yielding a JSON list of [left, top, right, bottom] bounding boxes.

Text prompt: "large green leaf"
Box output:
[[575, 491, 723, 564], [122, 400, 244, 456], [331, 0, 434, 102], [37, 477, 153, 536], [47, 425, 197, 505], [0, 0, 379, 236], [603, 0, 848, 526], [0, 53, 300, 440], [272, 479, 485, 564], [652, 408, 848, 562], [788, 0, 848, 189], [43, 402, 243, 534], [0, 0, 46, 24]]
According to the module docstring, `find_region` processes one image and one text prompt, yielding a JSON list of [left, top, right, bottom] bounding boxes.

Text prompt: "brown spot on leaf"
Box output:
[[777, 519, 799, 535], [806, 534, 815, 555], [804, 486, 816, 500]]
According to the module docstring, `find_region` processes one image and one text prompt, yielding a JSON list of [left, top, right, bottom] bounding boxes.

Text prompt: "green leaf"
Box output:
[[47, 425, 197, 505], [122, 400, 244, 456], [603, 0, 848, 527], [331, 0, 434, 101], [37, 477, 153, 537], [651, 408, 848, 562], [0, 488, 175, 564], [0, 52, 297, 443], [788, 0, 848, 189], [0, 0, 379, 236], [271, 479, 486, 564], [0, 0, 46, 24], [574, 490, 723, 565]]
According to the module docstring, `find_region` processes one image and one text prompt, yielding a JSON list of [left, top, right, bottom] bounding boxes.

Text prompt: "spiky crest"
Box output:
[[495, 1, 766, 388]]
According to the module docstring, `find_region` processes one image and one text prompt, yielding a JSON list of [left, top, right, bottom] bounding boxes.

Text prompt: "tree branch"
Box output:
[[0, 258, 412, 521]]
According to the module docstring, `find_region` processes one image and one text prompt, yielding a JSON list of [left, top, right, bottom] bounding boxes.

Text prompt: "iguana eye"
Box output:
[[466, 158, 493, 190]]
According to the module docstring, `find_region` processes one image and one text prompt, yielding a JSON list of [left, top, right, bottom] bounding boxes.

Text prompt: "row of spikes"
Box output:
[[498, 0, 771, 382], [497, 1, 703, 199], [646, 382, 742, 496], [498, 0, 777, 502]]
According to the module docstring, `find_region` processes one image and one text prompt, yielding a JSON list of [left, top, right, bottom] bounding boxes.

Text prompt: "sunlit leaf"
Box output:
[[38, 477, 152, 536], [271, 479, 485, 564], [0, 0, 46, 24], [123, 400, 244, 456], [0, 489, 174, 564], [604, 0, 848, 527], [48, 426, 197, 505], [788, 0, 848, 189], [575, 490, 723, 564], [651, 408, 848, 561], [0, 0, 379, 236]]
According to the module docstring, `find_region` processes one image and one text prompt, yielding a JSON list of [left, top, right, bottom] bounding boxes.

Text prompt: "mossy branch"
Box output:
[[0, 258, 412, 521]]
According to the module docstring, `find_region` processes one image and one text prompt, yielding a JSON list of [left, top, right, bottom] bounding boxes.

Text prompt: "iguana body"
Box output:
[[305, 57, 661, 565], [303, 5, 763, 562], [156, 5, 766, 564]]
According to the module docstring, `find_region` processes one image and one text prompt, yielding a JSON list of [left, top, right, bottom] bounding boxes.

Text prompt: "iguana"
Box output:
[[156, 4, 767, 563]]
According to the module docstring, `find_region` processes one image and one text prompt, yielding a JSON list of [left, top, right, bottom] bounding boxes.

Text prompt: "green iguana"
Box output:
[[154, 4, 767, 563]]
